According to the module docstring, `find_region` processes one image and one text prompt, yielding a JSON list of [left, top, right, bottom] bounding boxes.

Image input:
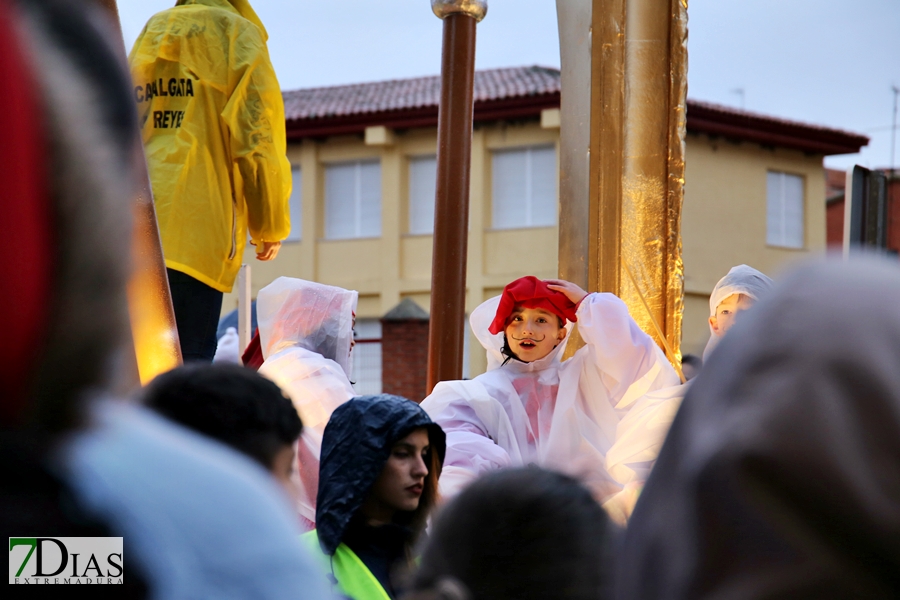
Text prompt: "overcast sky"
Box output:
[[119, 0, 899, 171]]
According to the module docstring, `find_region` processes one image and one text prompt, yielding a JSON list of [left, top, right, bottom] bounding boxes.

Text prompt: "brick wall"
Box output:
[[381, 319, 430, 402]]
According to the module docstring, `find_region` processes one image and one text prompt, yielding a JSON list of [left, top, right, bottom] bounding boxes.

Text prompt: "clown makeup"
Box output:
[[504, 306, 567, 363]]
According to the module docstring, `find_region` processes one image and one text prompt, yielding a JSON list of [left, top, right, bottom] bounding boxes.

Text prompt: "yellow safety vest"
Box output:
[[302, 530, 391, 600]]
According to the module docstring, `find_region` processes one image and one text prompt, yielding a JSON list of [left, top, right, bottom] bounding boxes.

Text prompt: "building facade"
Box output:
[[223, 66, 867, 395]]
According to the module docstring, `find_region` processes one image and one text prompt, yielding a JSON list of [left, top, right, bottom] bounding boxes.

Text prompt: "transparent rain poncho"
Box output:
[[604, 264, 775, 521], [421, 292, 680, 510], [257, 277, 358, 526]]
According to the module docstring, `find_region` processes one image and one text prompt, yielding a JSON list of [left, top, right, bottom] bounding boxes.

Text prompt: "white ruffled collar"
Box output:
[[498, 338, 567, 374]]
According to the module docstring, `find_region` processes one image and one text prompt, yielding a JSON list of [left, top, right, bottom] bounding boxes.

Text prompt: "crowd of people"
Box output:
[[4, 0, 900, 599]]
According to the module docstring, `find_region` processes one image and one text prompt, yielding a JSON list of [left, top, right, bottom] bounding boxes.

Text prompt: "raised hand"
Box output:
[[545, 279, 588, 305]]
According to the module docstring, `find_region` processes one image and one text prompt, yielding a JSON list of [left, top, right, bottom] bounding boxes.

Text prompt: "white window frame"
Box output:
[[766, 170, 805, 249], [407, 155, 437, 235], [324, 159, 382, 240], [491, 144, 557, 230], [350, 318, 382, 395]]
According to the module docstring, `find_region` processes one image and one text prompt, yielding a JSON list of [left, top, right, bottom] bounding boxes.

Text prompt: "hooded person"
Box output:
[[129, 0, 292, 361], [617, 257, 900, 599], [702, 264, 774, 361], [257, 276, 358, 526], [304, 395, 446, 600], [602, 264, 775, 522], [421, 276, 679, 509]]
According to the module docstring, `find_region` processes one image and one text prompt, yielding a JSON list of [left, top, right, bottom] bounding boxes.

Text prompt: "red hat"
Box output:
[[488, 276, 578, 335]]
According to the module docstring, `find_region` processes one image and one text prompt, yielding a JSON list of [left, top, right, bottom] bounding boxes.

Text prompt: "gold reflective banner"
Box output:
[[557, 0, 687, 374], [98, 0, 183, 385]]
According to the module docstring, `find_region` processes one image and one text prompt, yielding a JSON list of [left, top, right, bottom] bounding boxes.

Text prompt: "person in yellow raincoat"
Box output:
[[129, 0, 291, 361]]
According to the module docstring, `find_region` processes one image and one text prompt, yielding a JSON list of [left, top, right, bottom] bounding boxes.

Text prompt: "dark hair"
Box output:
[[682, 353, 702, 368], [499, 334, 521, 366], [143, 363, 302, 470], [391, 427, 442, 546], [410, 467, 613, 600]]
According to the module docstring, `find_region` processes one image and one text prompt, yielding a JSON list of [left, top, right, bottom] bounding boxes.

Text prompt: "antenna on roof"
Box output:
[[891, 84, 898, 176], [730, 87, 745, 110]]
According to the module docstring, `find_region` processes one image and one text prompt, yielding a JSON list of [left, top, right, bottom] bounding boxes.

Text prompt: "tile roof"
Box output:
[[281, 65, 868, 155], [283, 65, 560, 121], [686, 99, 868, 144]]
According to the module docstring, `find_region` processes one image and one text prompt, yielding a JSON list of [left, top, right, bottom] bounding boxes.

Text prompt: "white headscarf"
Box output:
[[703, 265, 774, 361], [256, 277, 357, 376]]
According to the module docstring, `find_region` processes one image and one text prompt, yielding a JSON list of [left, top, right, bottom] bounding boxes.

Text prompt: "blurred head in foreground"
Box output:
[[144, 363, 302, 492], [0, 1, 333, 596], [408, 467, 613, 600], [1, 0, 135, 436], [619, 257, 900, 599]]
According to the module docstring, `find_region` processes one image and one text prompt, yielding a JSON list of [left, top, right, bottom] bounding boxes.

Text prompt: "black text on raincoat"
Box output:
[[129, 0, 291, 292]]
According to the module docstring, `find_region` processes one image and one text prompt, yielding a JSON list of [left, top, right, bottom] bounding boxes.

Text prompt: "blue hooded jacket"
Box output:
[[316, 395, 446, 556]]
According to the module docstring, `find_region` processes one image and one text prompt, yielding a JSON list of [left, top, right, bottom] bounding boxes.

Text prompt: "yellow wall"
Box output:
[[680, 132, 826, 355], [222, 122, 827, 375], [223, 120, 559, 377]]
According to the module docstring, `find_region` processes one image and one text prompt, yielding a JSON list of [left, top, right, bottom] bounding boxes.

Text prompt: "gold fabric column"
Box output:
[[557, 0, 687, 369]]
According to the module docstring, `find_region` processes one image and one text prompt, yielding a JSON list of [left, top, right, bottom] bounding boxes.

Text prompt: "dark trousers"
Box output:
[[167, 268, 223, 362]]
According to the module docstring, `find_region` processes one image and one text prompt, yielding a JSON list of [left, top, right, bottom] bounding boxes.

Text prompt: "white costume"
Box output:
[[603, 264, 775, 519], [421, 292, 679, 507], [257, 277, 358, 526]]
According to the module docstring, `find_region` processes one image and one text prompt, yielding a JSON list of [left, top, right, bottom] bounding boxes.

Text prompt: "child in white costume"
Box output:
[[702, 264, 774, 361], [421, 276, 680, 509], [604, 265, 774, 520], [256, 277, 358, 527]]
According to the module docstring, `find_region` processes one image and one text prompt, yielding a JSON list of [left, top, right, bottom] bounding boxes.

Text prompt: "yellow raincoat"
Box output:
[[129, 0, 291, 293]]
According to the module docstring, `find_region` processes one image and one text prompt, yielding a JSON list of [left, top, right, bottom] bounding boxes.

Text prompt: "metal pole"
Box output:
[[426, 1, 486, 393], [237, 264, 251, 354], [891, 85, 898, 175], [96, 0, 183, 384]]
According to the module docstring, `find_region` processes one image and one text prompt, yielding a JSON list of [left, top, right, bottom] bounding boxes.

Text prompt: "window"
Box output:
[[351, 319, 382, 395], [408, 155, 437, 234], [325, 160, 381, 239], [285, 165, 302, 242], [491, 145, 557, 229], [767, 171, 804, 248]]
